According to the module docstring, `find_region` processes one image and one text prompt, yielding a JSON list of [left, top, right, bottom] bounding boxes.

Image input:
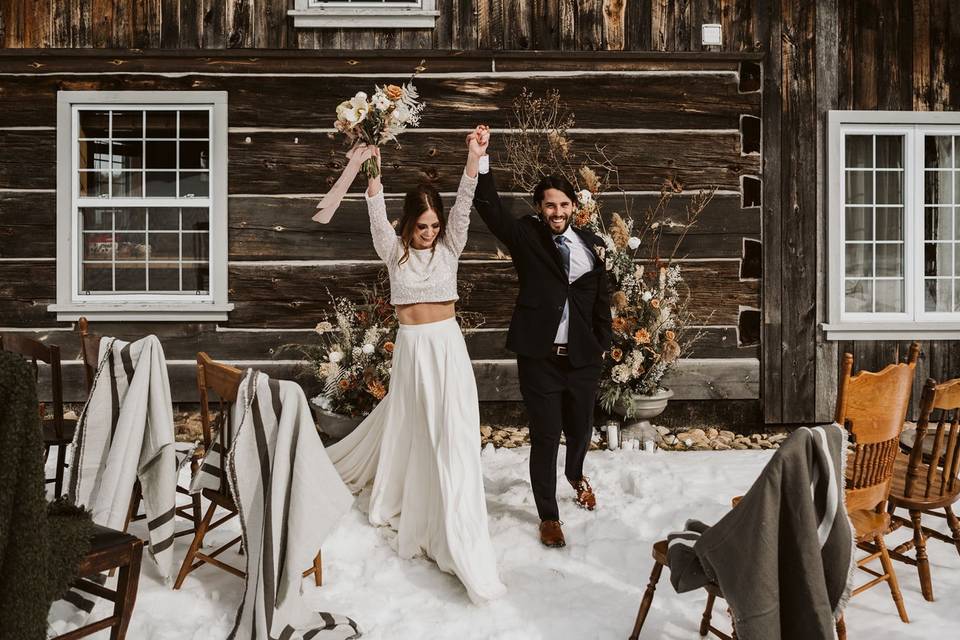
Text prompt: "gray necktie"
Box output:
[[554, 235, 571, 278]]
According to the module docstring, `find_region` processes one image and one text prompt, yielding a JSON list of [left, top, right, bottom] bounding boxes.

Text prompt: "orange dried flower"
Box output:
[[665, 330, 676, 341], [385, 84, 404, 101], [634, 328, 651, 344], [338, 378, 352, 390], [611, 348, 623, 362], [612, 291, 628, 310], [650, 298, 661, 309], [383, 341, 395, 354], [612, 317, 628, 333], [661, 339, 681, 363], [367, 379, 387, 400]]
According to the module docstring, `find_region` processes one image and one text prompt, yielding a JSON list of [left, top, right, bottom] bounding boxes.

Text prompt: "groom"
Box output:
[[469, 126, 612, 548]]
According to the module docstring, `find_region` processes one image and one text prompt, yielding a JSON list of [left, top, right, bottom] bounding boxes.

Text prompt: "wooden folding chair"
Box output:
[[78, 317, 202, 539], [174, 352, 325, 589], [833, 342, 920, 634], [0, 333, 76, 497], [886, 376, 960, 601]]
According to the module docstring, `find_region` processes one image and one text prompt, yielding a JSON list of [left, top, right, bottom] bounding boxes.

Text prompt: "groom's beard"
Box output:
[[540, 212, 572, 234]]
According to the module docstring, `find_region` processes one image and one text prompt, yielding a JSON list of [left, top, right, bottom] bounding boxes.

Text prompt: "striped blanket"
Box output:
[[196, 369, 359, 640], [68, 335, 178, 579], [666, 424, 855, 640]]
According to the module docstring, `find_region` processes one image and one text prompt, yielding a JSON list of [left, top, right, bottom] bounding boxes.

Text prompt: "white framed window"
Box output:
[[824, 111, 960, 340], [49, 91, 232, 322], [288, 0, 438, 28]]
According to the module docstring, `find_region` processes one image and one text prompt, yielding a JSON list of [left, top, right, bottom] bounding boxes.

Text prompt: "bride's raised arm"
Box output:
[[361, 146, 398, 264], [443, 126, 486, 256]]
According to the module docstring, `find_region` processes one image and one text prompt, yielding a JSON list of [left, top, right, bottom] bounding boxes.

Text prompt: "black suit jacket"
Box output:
[[473, 171, 613, 368]]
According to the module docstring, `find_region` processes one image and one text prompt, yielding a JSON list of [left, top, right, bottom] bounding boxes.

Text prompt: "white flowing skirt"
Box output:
[[326, 317, 506, 604]]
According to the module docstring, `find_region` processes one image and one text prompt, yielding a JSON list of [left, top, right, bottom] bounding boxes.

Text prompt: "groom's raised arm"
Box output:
[[473, 156, 521, 252]]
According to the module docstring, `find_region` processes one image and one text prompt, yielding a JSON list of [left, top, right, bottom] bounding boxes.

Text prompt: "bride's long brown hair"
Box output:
[[397, 184, 447, 266]]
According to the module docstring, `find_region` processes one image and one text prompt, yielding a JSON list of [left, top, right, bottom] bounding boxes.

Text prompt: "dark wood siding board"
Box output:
[[760, 0, 782, 423], [0, 261, 59, 326], [0, 73, 760, 131], [779, 0, 818, 423], [929, 0, 952, 110], [0, 130, 55, 190], [502, 0, 532, 50], [226, 192, 758, 262], [224, 259, 757, 328], [0, 191, 56, 259], [226, 0, 254, 49], [200, 0, 226, 49], [476, 0, 503, 50], [624, 0, 652, 51], [228, 130, 759, 194], [532, 0, 562, 50]]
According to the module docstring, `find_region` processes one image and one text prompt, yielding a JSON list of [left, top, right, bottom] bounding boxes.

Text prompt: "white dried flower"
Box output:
[[372, 91, 391, 112], [611, 364, 631, 383], [362, 343, 375, 355], [314, 321, 333, 334], [577, 189, 594, 205], [627, 237, 641, 251], [328, 350, 343, 364]]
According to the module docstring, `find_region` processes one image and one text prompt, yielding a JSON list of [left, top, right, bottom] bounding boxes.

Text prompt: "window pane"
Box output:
[[925, 135, 953, 169], [179, 141, 209, 169], [110, 140, 143, 170], [179, 172, 209, 197], [145, 172, 177, 197], [876, 172, 903, 205], [876, 207, 902, 241], [925, 171, 953, 204], [845, 207, 873, 241], [114, 208, 147, 230], [924, 242, 953, 277], [149, 208, 180, 231], [876, 244, 903, 277], [150, 234, 180, 260], [111, 171, 142, 198], [81, 263, 113, 292], [82, 232, 114, 260], [145, 141, 177, 169], [925, 207, 952, 240], [845, 171, 873, 204], [875, 280, 904, 313], [80, 208, 113, 231], [115, 233, 147, 261], [182, 233, 209, 261], [182, 263, 210, 292], [845, 279, 873, 312], [179, 111, 209, 138], [115, 265, 146, 291], [111, 111, 143, 138], [78, 171, 109, 197], [845, 135, 872, 168], [145, 111, 178, 138], [845, 244, 873, 277], [78, 139, 111, 170], [925, 278, 953, 312], [181, 208, 209, 231], [78, 110, 109, 139], [875, 136, 903, 168], [148, 263, 180, 291]]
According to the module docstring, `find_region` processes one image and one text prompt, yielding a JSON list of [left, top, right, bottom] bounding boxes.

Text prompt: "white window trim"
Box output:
[[49, 91, 233, 322], [824, 110, 960, 340], [288, 0, 438, 28]]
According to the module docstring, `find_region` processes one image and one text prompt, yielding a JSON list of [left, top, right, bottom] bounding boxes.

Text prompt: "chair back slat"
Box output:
[[196, 352, 244, 492], [906, 376, 960, 500], [77, 317, 102, 394], [836, 343, 919, 513], [0, 333, 66, 437]]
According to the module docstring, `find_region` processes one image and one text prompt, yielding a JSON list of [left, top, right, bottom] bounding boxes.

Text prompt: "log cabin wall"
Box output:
[[0, 1, 766, 418]]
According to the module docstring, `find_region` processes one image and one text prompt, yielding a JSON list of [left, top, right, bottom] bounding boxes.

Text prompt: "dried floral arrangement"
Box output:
[[503, 89, 715, 416]]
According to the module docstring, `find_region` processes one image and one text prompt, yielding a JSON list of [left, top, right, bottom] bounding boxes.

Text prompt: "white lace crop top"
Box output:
[[366, 170, 478, 306]]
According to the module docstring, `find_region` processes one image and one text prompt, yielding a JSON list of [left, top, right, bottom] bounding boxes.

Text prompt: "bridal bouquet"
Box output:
[[283, 287, 398, 418], [334, 81, 425, 179]]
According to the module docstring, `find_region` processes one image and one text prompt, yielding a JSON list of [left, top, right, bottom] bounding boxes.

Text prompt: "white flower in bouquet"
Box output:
[[577, 189, 594, 205], [314, 321, 333, 334], [362, 343, 375, 355], [611, 364, 631, 383], [352, 346, 362, 358], [642, 290, 653, 302], [336, 93, 369, 128], [372, 91, 391, 112], [328, 350, 344, 364], [392, 102, 412, 125], [627, 237, 641, 250]]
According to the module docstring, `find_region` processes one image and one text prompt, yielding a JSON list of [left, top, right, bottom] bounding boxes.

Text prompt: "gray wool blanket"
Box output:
[[666, 424, 855, 640]]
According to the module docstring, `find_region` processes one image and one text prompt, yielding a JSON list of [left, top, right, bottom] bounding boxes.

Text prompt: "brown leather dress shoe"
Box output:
[[569, 476, 597, 510], [539, 520, 566, 548]]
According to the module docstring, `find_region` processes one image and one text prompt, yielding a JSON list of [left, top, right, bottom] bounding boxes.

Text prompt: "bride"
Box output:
[[326, 127, 506, 604]]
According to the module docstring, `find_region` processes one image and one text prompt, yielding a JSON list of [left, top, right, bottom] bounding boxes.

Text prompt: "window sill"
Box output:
[[48, 302, 234, 322], [822, 323, 960, 341], [287, 9, 439, 28]]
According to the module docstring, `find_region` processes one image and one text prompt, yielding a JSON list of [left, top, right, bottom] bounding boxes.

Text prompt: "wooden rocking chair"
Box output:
[[886, 376, 960, 601], [173, 353, 324, 589], [833, 342, 920, 633], [78, 317, 202, 539], [0, 333, 76, 498]]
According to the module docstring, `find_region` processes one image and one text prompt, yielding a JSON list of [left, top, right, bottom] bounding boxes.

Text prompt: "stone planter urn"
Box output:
[[612, 388, 674, 445], [313, 407, 364, 441]]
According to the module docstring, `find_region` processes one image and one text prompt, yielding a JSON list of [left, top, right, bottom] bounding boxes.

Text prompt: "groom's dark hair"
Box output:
[[533, 174, 578, 206]]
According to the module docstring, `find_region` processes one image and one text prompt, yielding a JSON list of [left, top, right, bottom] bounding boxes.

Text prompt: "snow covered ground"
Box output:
[[59, 446, 960, 639]]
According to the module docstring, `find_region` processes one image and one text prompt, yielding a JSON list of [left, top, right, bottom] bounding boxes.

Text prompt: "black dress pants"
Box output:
[[517, 353, 602, 521]]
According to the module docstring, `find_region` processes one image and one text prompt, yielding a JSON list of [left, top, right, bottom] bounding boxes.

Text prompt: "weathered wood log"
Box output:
[[0, 192, 56, 259], [228, 130, 758, 194], [0, 72, 760, 130], [0, 130, 55, 189]]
